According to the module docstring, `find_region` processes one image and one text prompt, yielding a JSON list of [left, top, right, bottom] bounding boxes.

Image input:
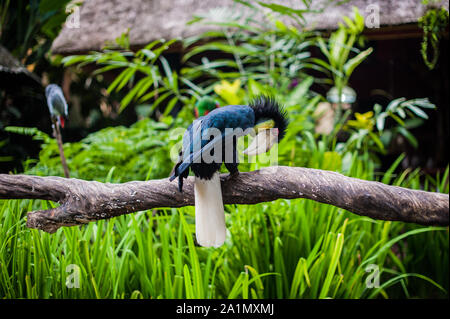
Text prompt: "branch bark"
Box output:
[[0, 166, 448, 233], [52, 120, 70, 179]]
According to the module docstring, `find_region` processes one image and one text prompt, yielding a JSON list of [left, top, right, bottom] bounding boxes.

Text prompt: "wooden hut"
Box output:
[[51, 0, 447, 54]]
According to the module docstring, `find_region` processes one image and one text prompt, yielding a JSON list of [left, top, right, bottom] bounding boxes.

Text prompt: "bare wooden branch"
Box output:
[[51, 119, 70, 179], [0, 166, 448, 233]]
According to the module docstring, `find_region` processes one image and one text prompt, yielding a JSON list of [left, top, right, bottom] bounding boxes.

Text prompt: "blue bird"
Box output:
[[170, 95, 288, 247], [45, 84, 69, 128]]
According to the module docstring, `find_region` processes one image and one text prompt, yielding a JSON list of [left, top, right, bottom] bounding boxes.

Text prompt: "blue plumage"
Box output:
[[182, 105, 254, 158], [170, 96, 288, 192]]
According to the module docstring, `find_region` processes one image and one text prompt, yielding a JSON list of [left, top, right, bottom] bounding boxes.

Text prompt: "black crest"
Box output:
[[249, 95, 288, 140]]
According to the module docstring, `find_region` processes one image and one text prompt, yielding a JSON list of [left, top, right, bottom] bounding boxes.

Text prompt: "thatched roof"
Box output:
[[51, 0, 449, 54], [0, 45, 41, 88]]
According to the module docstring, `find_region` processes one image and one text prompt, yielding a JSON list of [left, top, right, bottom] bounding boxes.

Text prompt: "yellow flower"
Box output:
[[346, 111, 374, 131], [213, 79, 243, 105]]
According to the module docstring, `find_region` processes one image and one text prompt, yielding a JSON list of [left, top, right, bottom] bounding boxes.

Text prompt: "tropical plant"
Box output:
[[5, 113, 193, 182], [341, 97, 436, 160], [0, 0, 72, 65], [418, 1, 449, 70], [1, 154, 448, 299], [1, 0, 447, 301], [311, 6, 372, 118], [61, 33, 200, 118], [181, 0, 318, 97], [213, 79, 245, 105]]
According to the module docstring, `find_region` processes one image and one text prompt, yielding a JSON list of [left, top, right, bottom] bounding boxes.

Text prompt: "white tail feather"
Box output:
[[194, 172, 226, 247]]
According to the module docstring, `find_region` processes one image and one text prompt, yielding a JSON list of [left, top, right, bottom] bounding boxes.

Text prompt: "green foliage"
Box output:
[[1, 0, 447, 300], [62, 35, 200, 116], [7, 116, 193, 182], [182, 1, 316, 95], [4, 126, 52, 144], [3, 72, 446, 298], [311, 7, 372, 102], [341, 98, 436, 158], [0, 0, 72, 64], [1, 158, 448, 299], [418, 4, 449, 70]]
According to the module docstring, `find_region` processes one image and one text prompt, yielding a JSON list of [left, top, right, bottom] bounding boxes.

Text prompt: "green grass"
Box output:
[[0, 164, 448, 299]]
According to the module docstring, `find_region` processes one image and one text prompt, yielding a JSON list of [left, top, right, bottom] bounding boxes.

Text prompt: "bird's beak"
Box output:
[[243, 128, 279, 156]]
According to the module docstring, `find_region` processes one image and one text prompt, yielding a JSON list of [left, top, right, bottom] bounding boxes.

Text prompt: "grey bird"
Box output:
[[45, 84, 69, 128]]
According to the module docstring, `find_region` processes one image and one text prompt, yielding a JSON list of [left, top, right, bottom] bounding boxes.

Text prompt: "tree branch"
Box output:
[[0, 166, 448, 233], [52, 119, 70, 179]]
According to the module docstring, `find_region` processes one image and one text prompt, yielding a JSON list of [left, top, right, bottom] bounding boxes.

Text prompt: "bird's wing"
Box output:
[[175, 124, 246, 177], [48, 89, 68, 117], [172, 105, 254, 178], [172, 118, 206, 177], [46, 94, 55, 116], [169, 118, 202, 181]]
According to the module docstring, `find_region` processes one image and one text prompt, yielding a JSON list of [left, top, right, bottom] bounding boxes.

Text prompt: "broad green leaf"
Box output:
[[343, 47, 373, 77], [404, 103, 429, 119]]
